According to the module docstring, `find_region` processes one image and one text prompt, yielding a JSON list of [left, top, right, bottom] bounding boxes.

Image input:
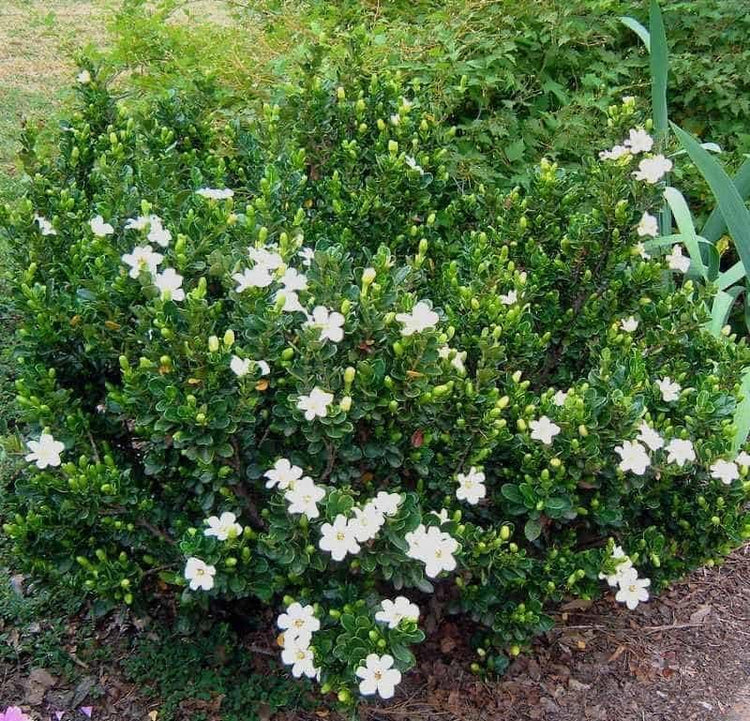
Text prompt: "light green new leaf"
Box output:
[[702, 156, 750, 243], [673, 124, 750, 277], [619, 16, 650, 51], [733, 367, 750, 454], [718, 261, 746, 291]]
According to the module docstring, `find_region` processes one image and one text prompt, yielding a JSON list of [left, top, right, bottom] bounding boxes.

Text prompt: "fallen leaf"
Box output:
[[689, 605, 712, 625]]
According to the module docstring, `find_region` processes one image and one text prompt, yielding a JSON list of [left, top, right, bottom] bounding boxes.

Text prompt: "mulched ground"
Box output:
[[3, 546, 750, 721]]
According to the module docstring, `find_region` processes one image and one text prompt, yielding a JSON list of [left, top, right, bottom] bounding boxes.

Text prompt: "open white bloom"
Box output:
[[275, 289, 306, 313], [406, 525, 458, 578], [264, 458, 304, 490], [637, 422, 664, 451], [599, 145, 630, 161], [431, 508, 450, 524], [277, 602, 320, 641], [298, 247, 315, 266], [297, 387, 334, 420], [230, 356, 252, 377], [615, 440, 650, 475], [256, 360, 271, 376], [34, 214, 57, 236], [736, 451, 750, 467], [306, 306, 345, 343], [122, 245, 163, 279], [624, 128, 654, 154], [598, 545, 633, 587], [125, 214, 157, 231], [666, 244, 690, 273], [196, 187, 234, 200], [529, 416, 561, 445], [665, 438, 695, 467], [656, 377, 681, 402], [633, 155, 672, 184], [396, 301, 439, 336], [204, 511, 243, 541], [637, 212, 659, 238], [154, 268, 185, 301], [90, 215, 114, 237], [248, 247, 283, 270], [147, 222, 172, 248], [349, 503, 386, 543], [553, 390, 568, 406], [405, 525, 429, 560], [356, 654, 402, 700], [285, 476, 326, 519], [499, 290, 518, 306], [77, 69, 91, 84], [620, 316, 639, 332], [456, 467, 486, 505], [184, 557, 216, 591], [279, 267, 308, 293], [25, 433, 65, 469], [634, 242, 651, 259], [319, 514, 360, 561], [376, 596, 420, 629], [233, 266, 274, 291], [711, 459, 739, 485], [280, 634, 318, 679], [405, 156, 424, 174], [615, 567, 650, 610], [372, 491, 402, 516]]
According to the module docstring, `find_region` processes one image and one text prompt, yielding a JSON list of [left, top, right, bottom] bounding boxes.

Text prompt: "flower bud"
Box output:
[[208, 335, 220, 352], [223, 329, 235, 347], [344, 367, 356, 385], [362, 267, 376, 285], [340, 396, 352, 412]]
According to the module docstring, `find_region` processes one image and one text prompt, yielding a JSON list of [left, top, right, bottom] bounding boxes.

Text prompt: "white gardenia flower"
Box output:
[[396, 301, 439, 336], [438, 346, 466, 373], [306, 306, 345, 343], [256, 360, 271, 376], [90, 215, 114, 237], [553, 390, 568, 406], [499, 290, 518, 306], [620, 316, 639, 332], [599, 144, 630, 161], [196, 187, 234, 200], [711, 459, 739, 485], [408, 525, 459, 578], [375, 596, 420, 629], [124, 214, 156, 231], [456, 467, 486, 505], [298, 247, 315, 266], [275, 289, 306, 313], [122, 245, 163, 279], [405, 524, 429, 560], [529, 416, 561, 445], [614, 440, 650, 475], [264, 459, 304, 490], [319, 514, 361, 561], [184, 557, 216, 591], [634, 242, 651, 259], [372, 491, 402, 516], [356, 654, 402, 700], [230, 356, 252, 377], [204, 511, 243, 541], [637, 212, 659, 238], [297, 387, 334, 420], [25, 433, 65, 469], [154, 268, 185, 301], [277, 602, 320, 641], [656, 377, 681, 402], [77, 69, 91, 84], [34, 214, 57, 236], [284, 476, 326, 519], [666, 244, 690, 273], [598, 545, 633, 588], [147, 222, 172, 248], [624, 128, 654, 154], [431, 508, 450, 524], [233, 266, 274, 291], [615, 567, 651, 610], [736, 451, 750, 467], [248, 247, 283, 270], [633, 155, 673, 184], [665, 438, 696, 467], [279, 267, 308, 293], [637, 422, 664, 451], [349, 503, 386, 543], [280, 634, 318, 679]]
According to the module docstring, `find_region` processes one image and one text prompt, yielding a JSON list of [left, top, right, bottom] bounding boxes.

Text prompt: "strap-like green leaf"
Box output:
[[663, 187, 706, 279], [718, 260, 746, 291], [619, 16, 651, 51], [709, 287, 743, 336], [649, 0, 671, 235], [673, 124, 750, 278], [733, 367, 750, 454], [702, 156, 750, 243]]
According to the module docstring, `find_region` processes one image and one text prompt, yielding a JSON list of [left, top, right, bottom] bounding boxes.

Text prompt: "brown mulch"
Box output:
[[3, 546, 750, 721]]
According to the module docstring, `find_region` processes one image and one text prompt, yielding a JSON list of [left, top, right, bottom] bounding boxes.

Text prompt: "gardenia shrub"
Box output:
[[3, 66, 750, 704]]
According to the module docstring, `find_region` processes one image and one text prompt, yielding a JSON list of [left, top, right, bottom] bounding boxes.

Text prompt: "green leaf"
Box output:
[[732, 367, 750, 454], [702, 157, 750, 243], [524, 517, 542, 542], [708, 287, 743, 337], [718, 261, 745, 291], [663, 187, 706, 279], [619, 16, 650, 51], [649, 0, 671, 234], [673, 124, 750, 277], [501, 483, 523, 504]]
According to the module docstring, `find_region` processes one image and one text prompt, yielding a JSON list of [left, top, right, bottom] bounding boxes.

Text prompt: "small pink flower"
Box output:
[[1, 708, 31, 721], [54, 712, 65, 721], [80, 709, 93, 719]]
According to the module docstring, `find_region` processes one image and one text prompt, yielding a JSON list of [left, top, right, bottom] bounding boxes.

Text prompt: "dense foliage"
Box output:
[[3, 59, 750, 703]]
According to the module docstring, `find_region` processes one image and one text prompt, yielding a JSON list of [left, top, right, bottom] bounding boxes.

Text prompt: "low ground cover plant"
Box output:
[[3, 52, 750, 707]]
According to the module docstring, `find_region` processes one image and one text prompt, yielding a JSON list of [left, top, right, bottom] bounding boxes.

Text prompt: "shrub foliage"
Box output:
[[3, 67, 750, 700]]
